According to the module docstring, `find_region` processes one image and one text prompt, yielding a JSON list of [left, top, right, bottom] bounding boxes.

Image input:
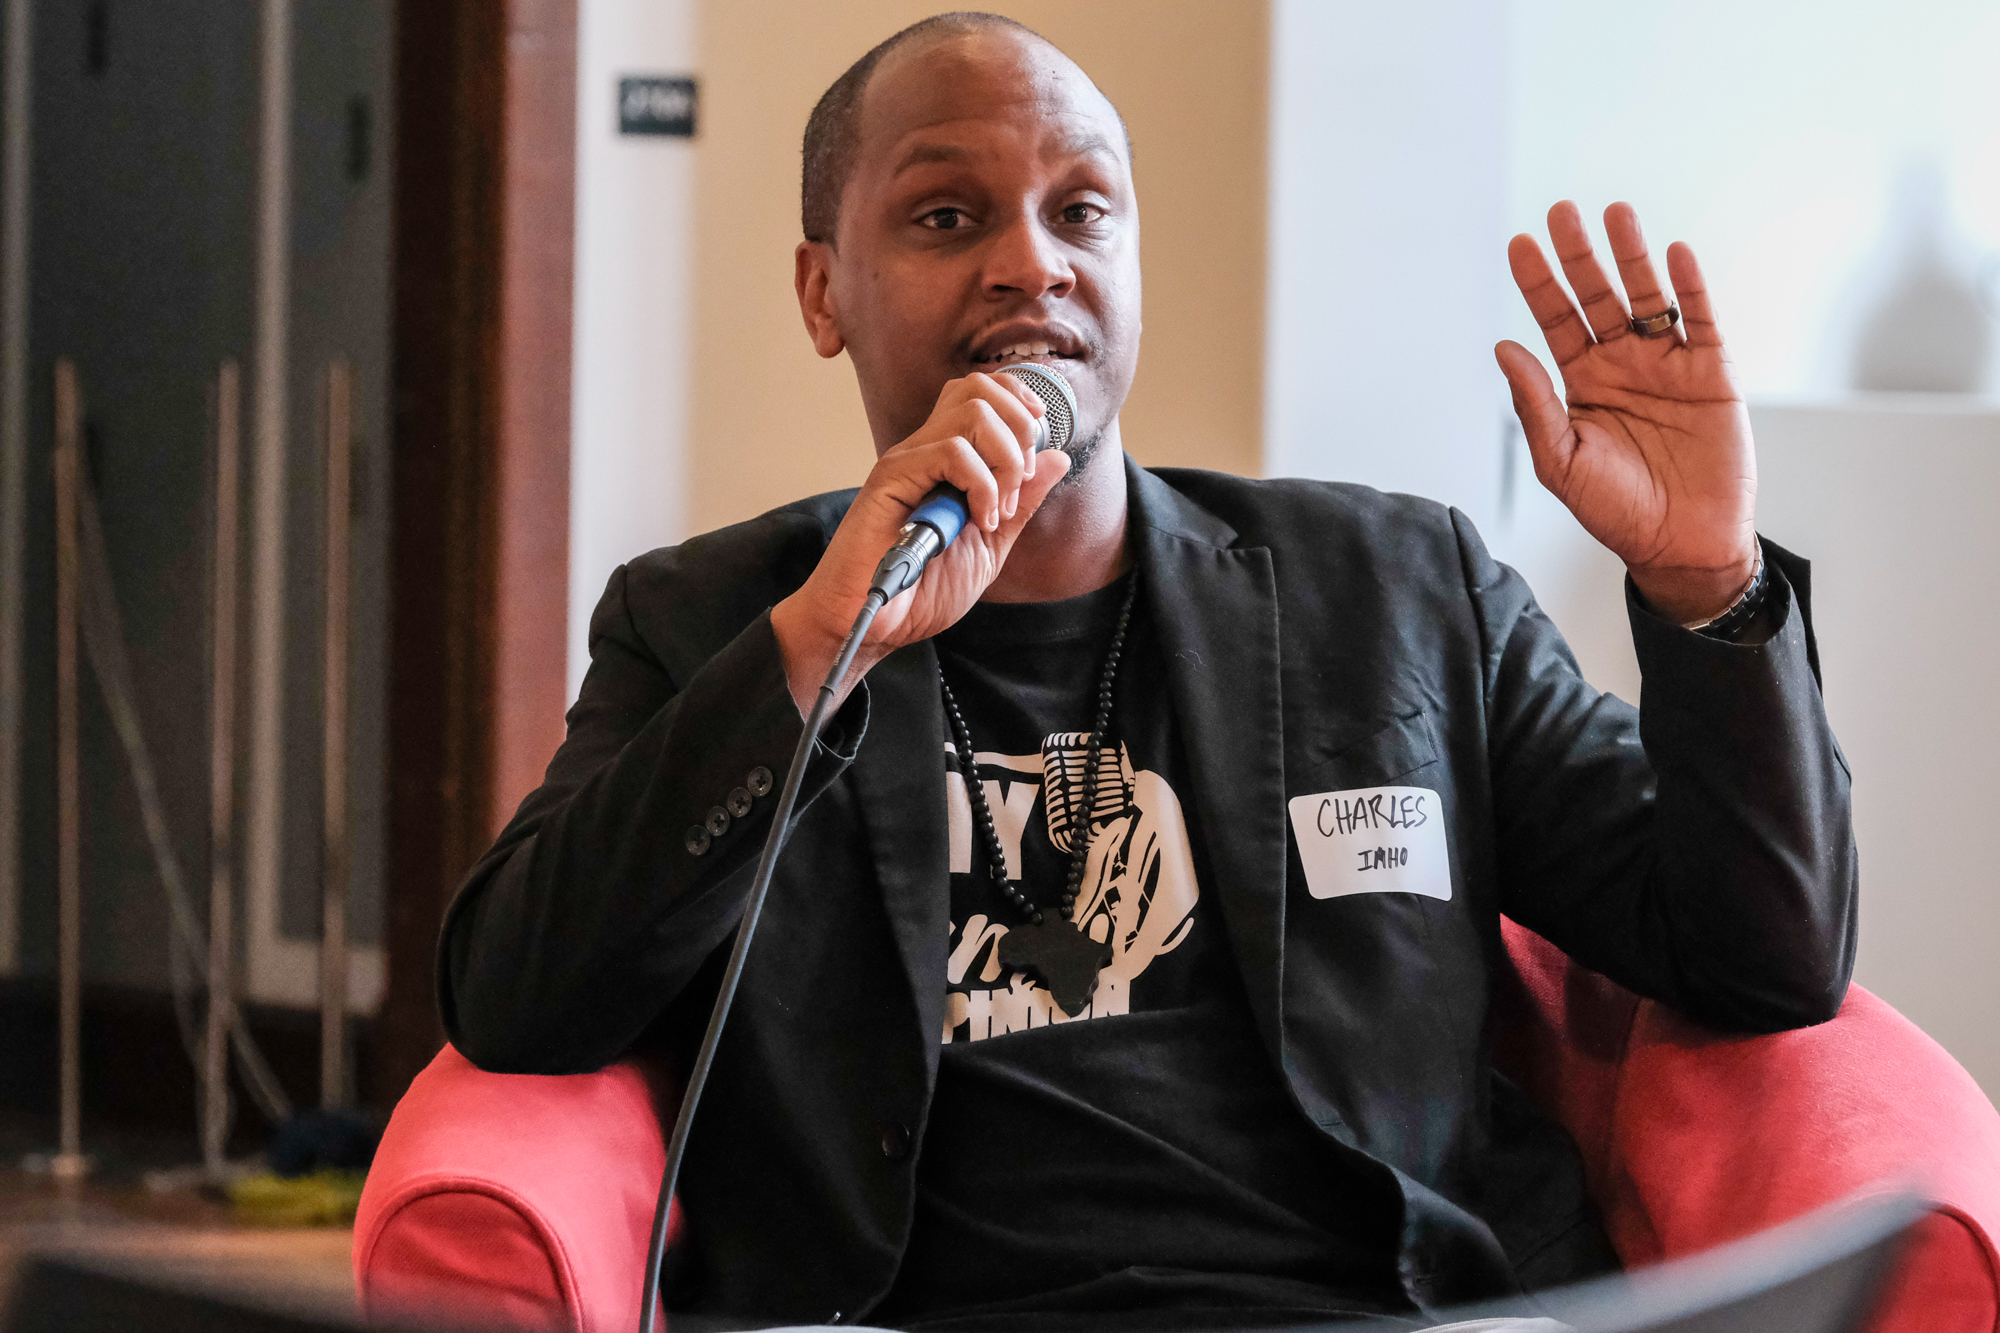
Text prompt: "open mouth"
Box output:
[[969, 324, 1087, 369], [975, 343, 1078, 367]]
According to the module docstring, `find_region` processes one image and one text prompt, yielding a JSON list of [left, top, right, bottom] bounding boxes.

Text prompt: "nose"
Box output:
[[982, 207, 1075, 302]]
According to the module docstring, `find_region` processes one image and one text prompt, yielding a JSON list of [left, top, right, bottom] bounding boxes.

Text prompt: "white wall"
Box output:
[[1505, 0, 2000, 401], [1753, 399, 2000, 1101], [1264, 0, 1512, 534], [569, 0, 698, 699]]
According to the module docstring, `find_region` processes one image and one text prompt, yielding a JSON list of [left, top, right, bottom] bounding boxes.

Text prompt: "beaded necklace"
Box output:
[[937, 575, 1138, 1017]]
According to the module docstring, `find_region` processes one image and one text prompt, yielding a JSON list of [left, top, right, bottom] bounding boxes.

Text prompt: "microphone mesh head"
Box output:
[[995, 362, 1078, 452]]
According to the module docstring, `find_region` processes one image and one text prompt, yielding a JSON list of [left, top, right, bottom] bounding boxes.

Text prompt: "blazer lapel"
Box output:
[[1128, 462, 1290, 1064], [847, 638, 951, 1080]]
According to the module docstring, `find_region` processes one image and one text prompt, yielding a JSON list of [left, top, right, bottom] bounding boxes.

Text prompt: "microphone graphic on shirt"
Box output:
[[868, 362, 1079, 600], [942, 736, 1198, 1034], [1043, 732, 1134, 856]]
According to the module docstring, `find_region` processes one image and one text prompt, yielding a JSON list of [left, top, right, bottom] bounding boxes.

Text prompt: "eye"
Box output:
[[921, 207, 969, 231], [1059, 202, 1106, 225]]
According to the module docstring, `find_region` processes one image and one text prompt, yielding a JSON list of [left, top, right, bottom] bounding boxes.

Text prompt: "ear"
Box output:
[[794, 241, 846, 359]]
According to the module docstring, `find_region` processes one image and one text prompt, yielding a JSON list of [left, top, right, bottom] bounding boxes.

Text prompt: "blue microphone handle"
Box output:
[[907, 484, 972, 547], [868, 487, 965, 601]]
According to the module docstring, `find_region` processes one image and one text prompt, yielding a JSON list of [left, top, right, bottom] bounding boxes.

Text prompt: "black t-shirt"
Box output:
[[874, 573, 1414, 1330]]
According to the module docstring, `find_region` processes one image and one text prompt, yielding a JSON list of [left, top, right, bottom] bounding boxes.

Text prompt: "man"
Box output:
[[441, 13, 1854, 1328]]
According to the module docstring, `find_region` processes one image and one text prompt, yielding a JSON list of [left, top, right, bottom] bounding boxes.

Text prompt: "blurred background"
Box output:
[[1, 0, 1996, 1292]]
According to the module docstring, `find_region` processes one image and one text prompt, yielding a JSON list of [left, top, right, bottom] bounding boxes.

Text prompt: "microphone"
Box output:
[[868, 362, 1079, 599]]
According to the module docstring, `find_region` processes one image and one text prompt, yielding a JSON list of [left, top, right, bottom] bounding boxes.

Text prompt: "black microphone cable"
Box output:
[[637, 584, 886, 1333]]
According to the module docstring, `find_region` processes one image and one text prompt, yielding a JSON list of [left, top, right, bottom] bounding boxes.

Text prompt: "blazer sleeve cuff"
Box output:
[[1625, 536, 1827, 701]]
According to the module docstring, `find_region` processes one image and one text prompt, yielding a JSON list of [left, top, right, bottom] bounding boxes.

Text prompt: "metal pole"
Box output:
[[243, 0, 292, 1012], [319, 359, 350, 1109], [0, 0, 35, 977], [51, 357, 84, 1180], [204, 361, 242, 1175]]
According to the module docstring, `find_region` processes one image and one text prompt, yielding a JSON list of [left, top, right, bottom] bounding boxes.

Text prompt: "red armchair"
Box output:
[[355, 921, 2000, 1332]]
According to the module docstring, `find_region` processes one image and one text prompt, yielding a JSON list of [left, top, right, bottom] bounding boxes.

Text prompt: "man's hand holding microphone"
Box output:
[[770, 364, 1075, 716]]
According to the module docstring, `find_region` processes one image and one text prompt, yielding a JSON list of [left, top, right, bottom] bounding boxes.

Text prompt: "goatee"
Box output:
[[1050, 425, 1106, 492]]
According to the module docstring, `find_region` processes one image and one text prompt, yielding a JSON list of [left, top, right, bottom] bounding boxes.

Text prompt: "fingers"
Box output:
[[996, 447, 1071, 543], [1494, 340, 1574, 482], [1666, 240, 1723, 348], [963, 371, 1046, 482], [922, 373, 1064, 539], [1512, 201, 1711, 357], [1507, 233, 1594, 367], [1547, 200, 1630, 342], [924, 435, 1005, 532], [945, 372, 1046, 495], [963, 398, 1034, 521], [1603, 202, 1681, 344], [880, 374, 1046, 530], [887, 415, 1028, 534], [973, 367, 1048, 427]]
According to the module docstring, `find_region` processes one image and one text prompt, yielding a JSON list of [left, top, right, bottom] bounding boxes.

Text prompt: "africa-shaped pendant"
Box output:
[[998, 915, 1113, 1017]]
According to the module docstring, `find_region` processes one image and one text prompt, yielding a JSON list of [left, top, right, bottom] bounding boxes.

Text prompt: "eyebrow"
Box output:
[[889, 126, 1126, 178], [893, 142, 970, 175], [1051, 130, 1121, 164]]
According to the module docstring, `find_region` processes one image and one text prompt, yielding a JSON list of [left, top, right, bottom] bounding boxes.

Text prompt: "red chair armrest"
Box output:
[[1612, 986, 2000, 1331], [354, 1046, 681, 1333], [1497, 917, 2000, 1332]]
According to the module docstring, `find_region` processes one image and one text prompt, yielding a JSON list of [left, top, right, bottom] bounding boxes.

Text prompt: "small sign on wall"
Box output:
[[620, 76, 698, 137]]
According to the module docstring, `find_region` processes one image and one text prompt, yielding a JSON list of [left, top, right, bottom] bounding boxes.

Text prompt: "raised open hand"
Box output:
[[1497, 201, 1758, 624]]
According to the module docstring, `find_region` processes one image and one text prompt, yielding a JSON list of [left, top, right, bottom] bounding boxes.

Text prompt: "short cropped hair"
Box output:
[[800, 12, 1127, 245]]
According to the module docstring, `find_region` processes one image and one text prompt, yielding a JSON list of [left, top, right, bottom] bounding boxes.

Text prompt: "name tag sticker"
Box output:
[[1288, 785, 1452, 901]]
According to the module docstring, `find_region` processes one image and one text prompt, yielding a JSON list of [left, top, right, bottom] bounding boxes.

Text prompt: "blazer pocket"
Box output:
[[1299, 707, 1440, 791]]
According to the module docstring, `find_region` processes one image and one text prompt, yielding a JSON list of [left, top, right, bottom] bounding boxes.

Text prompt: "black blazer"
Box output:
[[440, 459, 1855, 1321]]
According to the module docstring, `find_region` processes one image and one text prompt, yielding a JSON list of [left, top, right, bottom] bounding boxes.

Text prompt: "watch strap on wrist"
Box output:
[[1685, 550, 1770, 642]]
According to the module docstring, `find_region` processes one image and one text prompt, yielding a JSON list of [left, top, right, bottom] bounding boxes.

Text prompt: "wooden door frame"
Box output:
[[378, 0, 575, 1107]]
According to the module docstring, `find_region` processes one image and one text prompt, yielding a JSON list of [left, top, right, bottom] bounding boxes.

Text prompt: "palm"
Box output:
[[1499, 202, 1757, 609], [1549, 325, 1752, 571]]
